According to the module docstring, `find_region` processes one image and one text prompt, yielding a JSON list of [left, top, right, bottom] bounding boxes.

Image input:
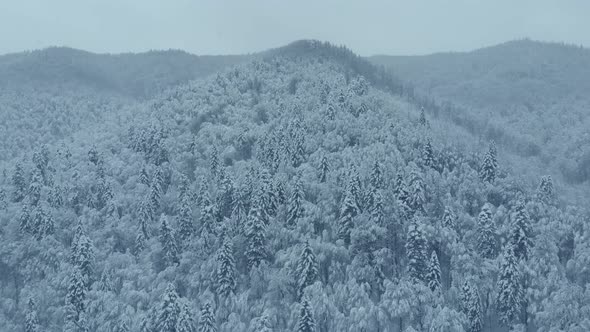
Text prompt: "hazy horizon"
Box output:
[[1, 0, 589, 57]]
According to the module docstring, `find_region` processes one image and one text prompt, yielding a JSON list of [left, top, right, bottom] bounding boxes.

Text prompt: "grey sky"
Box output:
[[1, 0, 589, 56]]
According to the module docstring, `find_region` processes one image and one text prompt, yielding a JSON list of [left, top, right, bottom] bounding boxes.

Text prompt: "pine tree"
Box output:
[[198, 303, 216, 332], [461, 281, 482, 332], [210, 146, 220, 179], [25, 297, 40, 332], [419, 107, 427, 126], [33, 205, 54, 240], [19, 203, 32, 234], [406, 169, 425, 215], [156, 283, 181, 332], [496, 245, 523, 326], [140, 167, 150, 186], [296, 299, 316, 332], [12, 163, 26, 202], [65, 268, 87, 325], [287, 176, 304, 228], [422, 138, 434, 168], [177, 301, 196, 332], [71, 227, 94, 286], [406, 219, 427, 283], [29, 170, 42, 207], [338, 186, 357, 246], [138, 198, 153, 239], [442, 207, 455, 229], [511, 201, 532, 261], [295, 241, 319, 300], [160, 215, 180, 266], [318, 155, 329, 183], [477, 203, 497, 259], [178, 194, 194, 242], [426, 250, 441, 292], [479, 142, 497, 183], [245, 198, 267, 269], [370, 189, 384, 225], [537, 175, 555, 204], [348, 166, 363, 212], [370, 161, 383, 190], [216, 236, 236, 297]]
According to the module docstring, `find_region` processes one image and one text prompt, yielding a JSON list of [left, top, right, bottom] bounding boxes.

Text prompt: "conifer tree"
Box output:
[[537, 175, 555, 204], [318, 155, 329, 183], [138, 198, 153, 239], [177, 301, 195, 332], [496, 245, 523, 326], [160, 216, 180, 266], [140, 167, 150, 186], [25, 297, 40, 332], [71, 226, 94, 286], [477, 203, 497, 259], [338, 187, 357, 246], [296, 299, 316, 332], [217, 172, 234, 218], [511, 201, 532, 261], [287, 176, 304, 228], [419, 107, 427, 126], [215, 236, 236, 297], [19, 203, 32, 234], [442, 207, 456, 229], [33, 205, 54, 240], [348, 166, 363, 212], [200, 191, 217, 236], [295, 241, 319, 300], [198, 303, 216, 332], [422, 138, 434, 168], [29, 170, 42, 207], [370, 161, 383, 190], [406, 169, 425, 215], [150, 169, 163, 214], [65, 268, 87, 326], [156, 283, 181, 332], [325, 104, 336, 121], [406, 219, 427, 283], [178, 194, 194, 242], [370, 189, 384, 225], [210, 146, 220, 179], [479, 142, 497, 183], [12, 162, 26, 202], [257, 168, 274, 219], [245, 198, 267, 269], [393, 173, 408, 202], [461, 281, 482, 332], [426, 250, 441, 292]]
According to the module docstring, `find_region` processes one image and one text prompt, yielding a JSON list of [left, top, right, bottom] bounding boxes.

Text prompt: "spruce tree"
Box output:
[[29, 170, 42, 207], [477, 203, 497, 259], [287, 176, 304, 228], [348, 166, 363, 212], [496, 245, 523, 326], [422, 138, 435, 168], [419, 107, 427, 126], [33, 206, 54, 240], [295, 241, 319, 300], [511, 201, 532, 261], [160, 215, 180, 266], [296, 299, 316, 332], [318, 155, 329, 183], [442, 207, 456, 229], [176, 301, 195, 332], [200, 191, 217, 236], [426, 250, 441, 292], [12, 163, 26, 202], [25, 297, 40, 332], [370, 189, 384, 225], [71, 227, 94, 286], [198, 303, 216, 332], [537, 175, 555, 204], [178, 194, 194, 242], [140, 167, 150, 186], [461, 281, 482, 332], [479, 142, 497, 183], [150, 170, 163, 214], [245, 198, 267, 269], [138, 198, 153, 239], [406, 169, 425, 215], [338, 187, 357, 246], [215, 236, 236, 297], [370, 161, 383, 190], [406, 219, 427, 283], [156, 283, 181, 332], [210, 146, 220, 179], [217, 172, 234, 219], [19, 203, 32, 234], [65, 268, 87, 325]]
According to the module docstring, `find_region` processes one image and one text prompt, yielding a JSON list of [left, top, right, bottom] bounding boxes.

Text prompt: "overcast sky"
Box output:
[[1, 0, 589, 56]]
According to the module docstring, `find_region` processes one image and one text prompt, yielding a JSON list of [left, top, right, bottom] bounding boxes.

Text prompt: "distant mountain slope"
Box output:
[[0, 47, 251, 99], [370, 39, 590, 184]]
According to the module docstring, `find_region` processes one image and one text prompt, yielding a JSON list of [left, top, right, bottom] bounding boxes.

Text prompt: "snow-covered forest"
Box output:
[[0, 40, 588, 332]]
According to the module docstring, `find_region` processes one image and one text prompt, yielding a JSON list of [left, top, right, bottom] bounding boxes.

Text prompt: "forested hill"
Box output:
[[0, 47, 251, 99], [0, 40, 587, 332], [369, 39, 590, 187]]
